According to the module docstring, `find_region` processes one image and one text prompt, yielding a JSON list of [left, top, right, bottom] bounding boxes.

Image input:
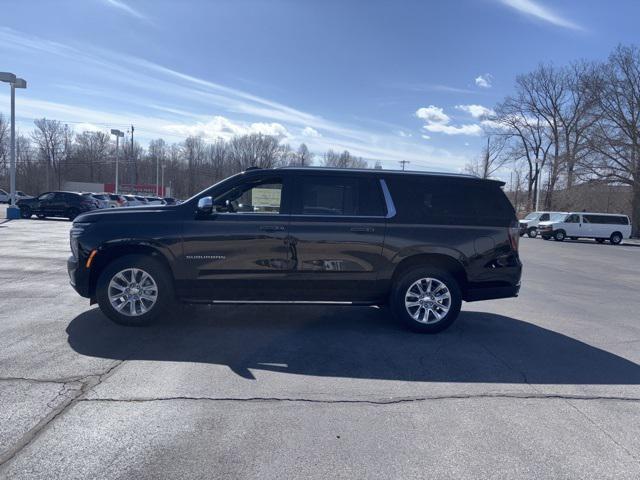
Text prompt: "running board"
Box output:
[[181, 299, 377, 306]]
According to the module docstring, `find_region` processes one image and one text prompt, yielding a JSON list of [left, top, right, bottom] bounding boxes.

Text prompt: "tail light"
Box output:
[[508, 221, 520, 251]]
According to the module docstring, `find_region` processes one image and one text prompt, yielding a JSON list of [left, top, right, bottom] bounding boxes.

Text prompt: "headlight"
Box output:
[[70, 222, 92, 257]]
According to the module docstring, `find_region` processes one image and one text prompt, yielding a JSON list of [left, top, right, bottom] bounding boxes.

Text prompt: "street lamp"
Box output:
[[1, 72, 27, 219], [110, 129, 124, 194]]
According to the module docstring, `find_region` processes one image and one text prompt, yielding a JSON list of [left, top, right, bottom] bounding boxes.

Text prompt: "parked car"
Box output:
[[518, 211, 565, 238], [538, 212, 631, 244], [163, 197, 177, 205], [82, 193, 110, 209], [123, 195, 146, 206], [144, 196, 166, 205], [18, 191, 98, 220], [105, 194, 128, 208], [67, 167, 522, 333], [0, 189, 32, 204]]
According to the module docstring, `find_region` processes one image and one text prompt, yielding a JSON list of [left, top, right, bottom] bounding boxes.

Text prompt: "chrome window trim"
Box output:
[[380, 179, 396, 219]]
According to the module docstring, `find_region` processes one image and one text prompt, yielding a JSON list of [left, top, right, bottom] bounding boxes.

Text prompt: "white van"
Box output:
[[538, 212, 632, 244], [519, 211, 565, 238]]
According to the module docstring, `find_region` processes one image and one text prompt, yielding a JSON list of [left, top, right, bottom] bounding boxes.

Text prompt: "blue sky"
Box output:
[[1, 0, 639, 172]]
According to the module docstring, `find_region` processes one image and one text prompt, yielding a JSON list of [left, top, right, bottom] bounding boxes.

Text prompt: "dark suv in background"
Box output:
[[19, 191, 98, 220], [68, 167, 521, 333]]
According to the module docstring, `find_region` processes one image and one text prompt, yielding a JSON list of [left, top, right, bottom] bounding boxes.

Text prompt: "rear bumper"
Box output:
[[465, 284, 520, 302]]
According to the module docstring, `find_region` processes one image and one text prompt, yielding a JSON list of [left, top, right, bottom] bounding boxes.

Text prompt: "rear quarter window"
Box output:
[[385, 176, 514, 226]]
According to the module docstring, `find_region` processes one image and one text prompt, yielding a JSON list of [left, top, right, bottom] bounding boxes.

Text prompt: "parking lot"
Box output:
[[1, 217, 639, 479]]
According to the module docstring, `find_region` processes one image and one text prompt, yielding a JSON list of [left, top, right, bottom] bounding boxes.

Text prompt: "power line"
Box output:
[[398, 160, 410, 171]]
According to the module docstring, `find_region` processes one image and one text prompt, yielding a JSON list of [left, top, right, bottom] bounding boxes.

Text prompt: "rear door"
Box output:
[[286, 173, 388, 301]]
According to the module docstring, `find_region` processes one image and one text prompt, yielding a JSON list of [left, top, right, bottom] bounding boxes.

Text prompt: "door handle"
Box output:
[[259, 225, 286, 231], [350, 226, 374, 233]]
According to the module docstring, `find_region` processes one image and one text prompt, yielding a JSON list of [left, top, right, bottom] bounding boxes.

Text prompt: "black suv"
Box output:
[[68, 168, 521, 333], [19, 191, 98, 220]]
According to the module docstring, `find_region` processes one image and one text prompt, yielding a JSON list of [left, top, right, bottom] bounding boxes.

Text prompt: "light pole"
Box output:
[[1, 72, 26, 219], [110, 129, 124, 194], [161, 164, 166, 197]]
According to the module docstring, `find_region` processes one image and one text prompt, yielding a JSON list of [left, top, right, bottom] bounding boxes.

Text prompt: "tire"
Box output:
[[96, 254, 174, 326], [66, 208, 80, 221], [390, 267, 462, 334], [596, 238, 605, 244], [527, 228, 537, 238], [610, 232, 623, 245], [554, 230, 566, 241], [20, 206, 32, 219]]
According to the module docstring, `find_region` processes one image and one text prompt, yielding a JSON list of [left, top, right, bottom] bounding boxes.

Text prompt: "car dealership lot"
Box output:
[[1, 219, 640, 479]]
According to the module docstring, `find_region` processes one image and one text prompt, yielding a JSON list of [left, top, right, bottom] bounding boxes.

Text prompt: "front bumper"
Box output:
[[68, 255, 91, 298]]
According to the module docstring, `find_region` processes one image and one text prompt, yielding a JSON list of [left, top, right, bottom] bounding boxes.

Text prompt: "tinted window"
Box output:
[[385, 176, 514, 226], [215, 176, 283, 214], [583, 214, 629, 225], [293, 175, 385, 216]]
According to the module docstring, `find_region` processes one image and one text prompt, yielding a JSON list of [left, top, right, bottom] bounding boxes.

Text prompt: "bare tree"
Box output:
[[32, 119, 71, 190], [297, 143, 313, 166], [466, 135, 508, 179], [322, 149, 367, 168], [0, 114, 8, 182], [582, 45, 640, 235], [74, 131, 110, 182]]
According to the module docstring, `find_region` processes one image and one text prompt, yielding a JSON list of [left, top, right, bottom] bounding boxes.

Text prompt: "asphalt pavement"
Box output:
[[1, 217, 639, 479]]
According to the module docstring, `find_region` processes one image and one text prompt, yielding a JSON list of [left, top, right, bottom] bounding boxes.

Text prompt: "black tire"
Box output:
[[390, 267, 462, 334], [610, 232, 623, 245], [554, 230, 566, 241], [595, 238, 605, 244], [66, 207, 80, 221], [96, 254, 174, 326], [527, 228, 537, 238], [20, 206, 32, 219]]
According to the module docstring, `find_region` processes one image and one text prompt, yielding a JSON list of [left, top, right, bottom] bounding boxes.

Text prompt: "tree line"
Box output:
[[469, 44, 640, 234], [0, 118, 367, 199]]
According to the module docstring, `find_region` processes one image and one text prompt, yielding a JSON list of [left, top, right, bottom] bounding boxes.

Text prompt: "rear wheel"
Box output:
[[66, 207, 80, 220], [610, 232, 623, 245], [391, 267, 462, 333], [96, 255, 174, 326], [19, 206, 32, 219], [527, 228, 537, 238], [554, 230, 566, 241]]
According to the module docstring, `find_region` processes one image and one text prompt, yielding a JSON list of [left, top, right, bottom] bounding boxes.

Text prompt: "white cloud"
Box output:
[[415, 106, 483, 136], [396, 130, 412, 138], [103, 0, 150, 22], [164, 116, 289, 141], [302, 126, 321, 138], [421, 134, 431, 140], [475, 74, 493, 89], [455, 104, 495, 119], [499, 0, 583, 31], [415, 106, 450, 125]]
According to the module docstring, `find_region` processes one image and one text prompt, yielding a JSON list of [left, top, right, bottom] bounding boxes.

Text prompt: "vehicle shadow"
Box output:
[[66, 305, 640, 384]]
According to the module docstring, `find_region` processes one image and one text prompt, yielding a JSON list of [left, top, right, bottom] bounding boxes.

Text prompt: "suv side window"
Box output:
[[214, 176, 283, 214], [38, 192, 55, 201], [293, 175, 385, 217]]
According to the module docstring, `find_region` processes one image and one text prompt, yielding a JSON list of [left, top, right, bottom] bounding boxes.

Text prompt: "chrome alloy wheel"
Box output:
[[108, 268, 158, 316], [404, 277, 451, 324]]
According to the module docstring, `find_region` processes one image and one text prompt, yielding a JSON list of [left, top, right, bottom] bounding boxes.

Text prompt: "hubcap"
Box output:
[[404, 277, 451, 324], [108, 268, 158, 316]]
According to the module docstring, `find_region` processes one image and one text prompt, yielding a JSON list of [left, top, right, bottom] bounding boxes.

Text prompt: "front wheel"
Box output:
[[20, 206, 32, 219], [610, 232, 623, 245], [391, 267, 462, 333], [96, 255, 174, 326], [554, 230, 566, 241], [527, 228, 538, 238]]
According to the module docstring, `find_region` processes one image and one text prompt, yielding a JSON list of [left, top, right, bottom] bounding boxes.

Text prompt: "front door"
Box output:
[[286, 174, 388, 302], [179, 174, 293, 300], [563, 213, 582, 237]]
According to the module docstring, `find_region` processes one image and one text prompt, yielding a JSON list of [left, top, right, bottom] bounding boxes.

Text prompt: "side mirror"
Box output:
[[197, 196, 213, 215]]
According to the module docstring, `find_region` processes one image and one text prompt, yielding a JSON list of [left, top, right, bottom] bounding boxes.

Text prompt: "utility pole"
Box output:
[[161, 164, 166, 197], [110, 129, 124, 194], [399, 160, 410, 171]]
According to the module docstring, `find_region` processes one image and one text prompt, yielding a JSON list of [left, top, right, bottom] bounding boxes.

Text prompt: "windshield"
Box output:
[[549, 213, 567, 222], [524, 212, 540, 220]]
